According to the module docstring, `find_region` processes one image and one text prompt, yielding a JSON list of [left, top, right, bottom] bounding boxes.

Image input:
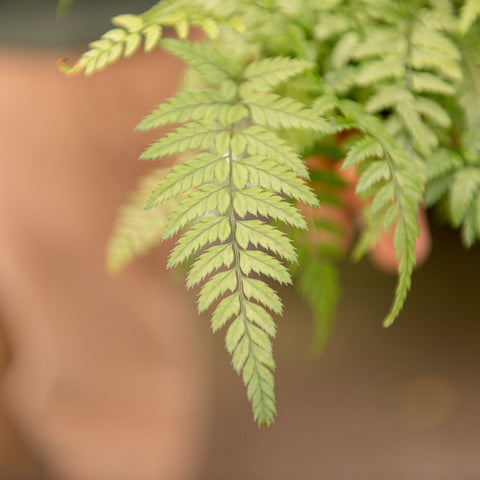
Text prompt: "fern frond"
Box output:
[[136, 89, 239, 130], [233, 156, 318, 204], [162, 184, 230, 238], [211, 293, 240, 332], [233, 188, 307, 228], [242, 57, 314, 91], [460, 0, 480, 33], [425, 149, 461, 181], [239, 249, 291, 284], [234, 126, 309, 177], [187, 244, 235, 288], [396, 101, 438, 155], [458, 30, 480, 127], [324, 4, 460, 161], [242, 277, 283, 314], [242, 92, 333, 132], [339, 100, 423, 327], [342, 136, 384, 169], [364, 85, 412, 115], [131, 36, 334, 424], [61, 16, 156, 75], [355, 58, 405, 86], [450, 167, 480, 226], [60, 0, 243, 75], [140, 121, 226, 159], [414, 97, 452, 128], [230, 309, 276, 424], [145, 152, 223, 207], [410, 71, 456, 96], [168, 216, 231, 267], [355, 161, 391, 195], [198, 269, 238, 312], [106, 168, 178, 275], [160, 39, 239, 83], [236, 220, 297, 262]]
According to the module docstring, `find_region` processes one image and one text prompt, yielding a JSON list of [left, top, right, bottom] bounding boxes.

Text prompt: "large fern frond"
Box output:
[[137, 40, 326, 424]]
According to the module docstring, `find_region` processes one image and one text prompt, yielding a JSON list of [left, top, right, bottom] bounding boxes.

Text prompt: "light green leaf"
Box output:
[[235, 220, 297, 262], [225, 317, 245, 353], [244, 301, 277, 337], [243, 57, 313, 91], [410, 72, 455, 96], [160, 38, 238, 84], [233, 188, 307, 229], [102, 28, 127, 42], [211, 293, 240, 332], [371, 182, 396, 214], [136, 89, 229, 130], [168, 216, 230, 267], [460, 0, 480, 33], [145, 153, 223, 208], [356, 161, 391, 195], [140, 121, 226, 159], [242, 278, 283, 314], [143, 24, 162, 51], [235, 126, 308, 177], [187, 244, 235, 288], [355, 57, 405, 85], [232, 335, 249, 373], [234, 157, 318, 205], [112, 14, 144, 32], [242, 93, 333, 133], [124, 33, 142, 57], [198, 269, 237, 312], [449, 167, 480, 226], [239, 249, 291, 284], [163, 185, 230, 239], [425, 149, 460, 181], [342, 136, 384, 169]]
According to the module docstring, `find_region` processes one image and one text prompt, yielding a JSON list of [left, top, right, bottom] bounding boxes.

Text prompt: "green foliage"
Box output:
[[296, 252, 341, 353], [106, 168, 181, 275], [70, 0, 480, 425], [129, 38, 322, 425], [425, 128, 480, 247]]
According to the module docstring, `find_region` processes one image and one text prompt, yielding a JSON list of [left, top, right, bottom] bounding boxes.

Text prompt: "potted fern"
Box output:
[[61, 0, 480, 426]]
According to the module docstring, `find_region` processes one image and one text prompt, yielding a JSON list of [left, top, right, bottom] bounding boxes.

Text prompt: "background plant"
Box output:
[[62, 0, 480, 426]]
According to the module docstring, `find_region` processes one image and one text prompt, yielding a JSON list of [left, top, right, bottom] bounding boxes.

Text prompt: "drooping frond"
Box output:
[[135, 39, 325, 425], [338, 100, 423, 327]]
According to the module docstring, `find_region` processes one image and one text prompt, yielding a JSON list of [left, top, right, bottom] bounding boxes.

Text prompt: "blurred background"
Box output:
[[1, 2, 480, 480]]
